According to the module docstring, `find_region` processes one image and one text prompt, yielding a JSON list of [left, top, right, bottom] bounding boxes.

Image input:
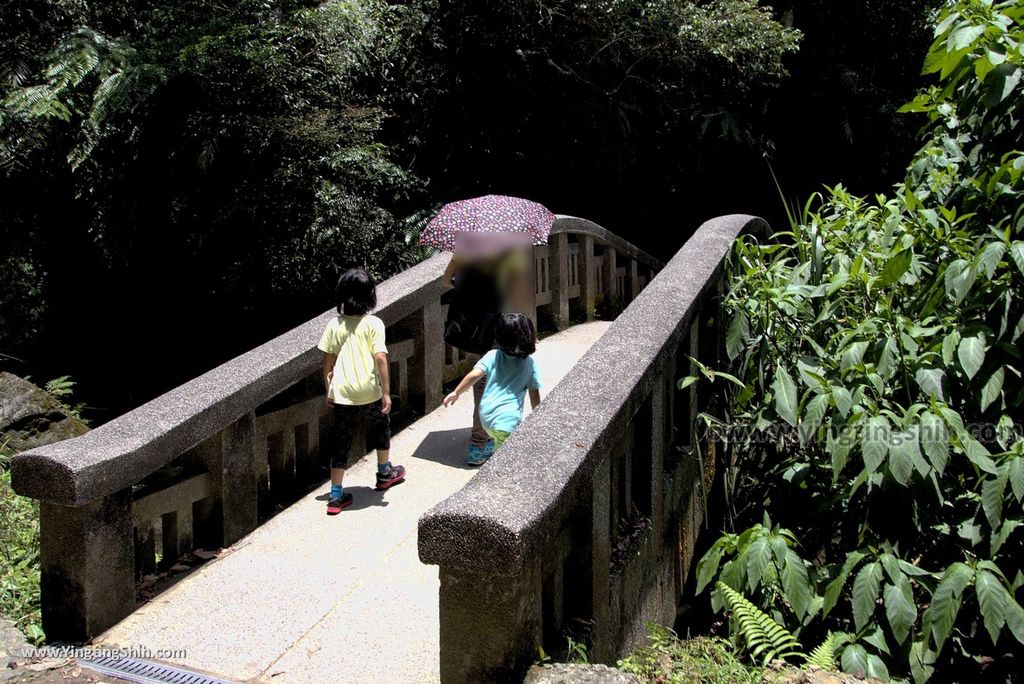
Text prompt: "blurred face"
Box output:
[[453, 230, 532, 259]]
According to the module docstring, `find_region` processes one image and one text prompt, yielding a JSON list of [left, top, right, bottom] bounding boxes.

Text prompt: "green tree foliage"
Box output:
[[0, 1, 432, 416], [695, 1, 1024, 680], [403, 0, 801, 226]]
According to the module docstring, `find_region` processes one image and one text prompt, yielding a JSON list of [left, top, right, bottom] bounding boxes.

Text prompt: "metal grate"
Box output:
[[78, 654, 236, 684]]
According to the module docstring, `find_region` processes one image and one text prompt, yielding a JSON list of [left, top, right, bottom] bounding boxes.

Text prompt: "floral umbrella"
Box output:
[[419, 194, 556, 252]]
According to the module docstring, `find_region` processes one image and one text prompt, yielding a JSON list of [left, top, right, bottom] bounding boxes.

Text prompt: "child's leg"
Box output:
[[485, 428, 512, 452], [327, 405, 357, 513], [330, 467, 346, 487], [367, 400, 404, 489]]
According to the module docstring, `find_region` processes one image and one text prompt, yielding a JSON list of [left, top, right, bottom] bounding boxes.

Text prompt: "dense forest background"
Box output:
[[1, 0, 941, 421]]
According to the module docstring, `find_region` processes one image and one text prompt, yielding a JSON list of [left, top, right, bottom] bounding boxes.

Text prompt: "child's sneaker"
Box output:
[[466, 441, 494, 466], [376, 464, 406, 490], [326, 492, 353, 515]]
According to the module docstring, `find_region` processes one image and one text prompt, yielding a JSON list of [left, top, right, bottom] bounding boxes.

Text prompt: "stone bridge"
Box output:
[[12, 214, 766, 683]]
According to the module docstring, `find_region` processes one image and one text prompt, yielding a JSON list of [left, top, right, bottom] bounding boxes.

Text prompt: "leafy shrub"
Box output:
[[617, 625, 760, 684], [0, 447, 43, 644], [694, 1, 1024, 681]]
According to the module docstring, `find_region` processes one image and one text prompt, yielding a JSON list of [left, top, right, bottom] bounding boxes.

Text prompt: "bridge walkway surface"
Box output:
[[97, 322, 612, 684]]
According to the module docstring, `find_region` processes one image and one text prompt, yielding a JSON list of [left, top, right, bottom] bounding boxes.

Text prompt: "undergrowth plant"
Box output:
[[715, 582, 842, 671], [694, 1, 1024, 681], [0, 443, 43, 644], [617, 624, 761, 684]]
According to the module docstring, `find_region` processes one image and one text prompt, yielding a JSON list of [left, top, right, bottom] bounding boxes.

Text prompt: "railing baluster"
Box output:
[[579, 235, 597, 321], [601, 246, 618, 313]]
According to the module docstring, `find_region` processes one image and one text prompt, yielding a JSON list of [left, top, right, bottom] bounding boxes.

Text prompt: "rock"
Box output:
[[0, 372, 89, 453], [523, 663, 640, 684], [0, 618, 32, 674]]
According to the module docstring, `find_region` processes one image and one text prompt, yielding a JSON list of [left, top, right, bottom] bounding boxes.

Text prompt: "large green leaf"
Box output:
[[884, 574, 918, 644], [949, 24, 986, 51], [841, 341, 869, 370], [746, 536, 773, 593], [928, 563, 974, 652], [800, 393, 829, 444], [889, 428, 920, 486], [915, 368, 945, 401], [1006, 596, 1024, 645], [957, 333, 986, 380], [831, 386, 853, 418], [980, 367, 1004, 412], [852, 561, 882, 632], [696, 542, 726, 594], [976, 241, 1006, 278], [877, 336, 899, 379], [866, 654, 890, 680], [862, 416, 889, 474], [878, 248, 912, 286], [1011, 242, 1024, 276], [772, 537, 811, 620], [726, 310, 750, 361], [961, 433, 999, 474], [976, 570, 1007, 645], [920, 411, 950, 475], [1009, 456, 1024, 503], [840, 643, 868, 678], [773, 365, 799, 427], [982, 466, 1009, 529], [910, 640, 937, 684]]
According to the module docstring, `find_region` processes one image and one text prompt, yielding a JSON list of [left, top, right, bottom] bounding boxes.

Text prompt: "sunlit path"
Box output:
[[98, 322, 611, 684]]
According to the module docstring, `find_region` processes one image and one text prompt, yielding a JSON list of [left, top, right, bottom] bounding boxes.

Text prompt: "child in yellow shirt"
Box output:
[[318, 268, 406, 514]]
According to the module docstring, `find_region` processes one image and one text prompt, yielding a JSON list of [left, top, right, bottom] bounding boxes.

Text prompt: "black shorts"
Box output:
[[328, 399, 391, 468]]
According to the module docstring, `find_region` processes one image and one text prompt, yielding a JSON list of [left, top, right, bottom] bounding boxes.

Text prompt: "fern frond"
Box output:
[[44, 375, 75, 399], [716, 581, 805, 665], [805, 631, 838, 670]]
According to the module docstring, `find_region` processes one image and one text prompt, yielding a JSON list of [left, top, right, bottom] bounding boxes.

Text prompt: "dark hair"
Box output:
[[335, 268, 377, 316], [494, 313, 536, 358]]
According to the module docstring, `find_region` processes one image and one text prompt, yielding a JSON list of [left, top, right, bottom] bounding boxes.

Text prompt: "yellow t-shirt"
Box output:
[[317, 315, 388, 405]]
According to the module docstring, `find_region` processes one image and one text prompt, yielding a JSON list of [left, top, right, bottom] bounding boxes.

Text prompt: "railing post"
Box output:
[[40, 489, 135, 642], [601, 246, 619, 315], [409, 300, 445, 412], [548, 232, 570, 329], [220, 411, 260, 546], [438, 561, 543, 683], [579, 235, 597, 321]]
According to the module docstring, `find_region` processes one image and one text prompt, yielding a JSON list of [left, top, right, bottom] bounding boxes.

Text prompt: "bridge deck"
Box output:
[[98, 322, 611, 684]]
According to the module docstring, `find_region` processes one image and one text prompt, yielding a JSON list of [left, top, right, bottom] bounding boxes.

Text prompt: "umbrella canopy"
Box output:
[[419, 195, 556, 252]]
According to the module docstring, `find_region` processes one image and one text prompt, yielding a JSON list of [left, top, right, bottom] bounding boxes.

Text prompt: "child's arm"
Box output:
[[443, 369, 484, 407], [322, 353, 336, 406], [375, 352, 392, 415], [528, 388, 541, 409]]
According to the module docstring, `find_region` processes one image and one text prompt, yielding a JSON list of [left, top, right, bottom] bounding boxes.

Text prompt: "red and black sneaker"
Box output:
[[326, 492, 353, 515], [375, 464, 406, 491]]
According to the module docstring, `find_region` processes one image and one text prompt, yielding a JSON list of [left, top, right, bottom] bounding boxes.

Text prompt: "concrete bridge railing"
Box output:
[[419, 214, 768, 683], [11, 216, 662, 644]]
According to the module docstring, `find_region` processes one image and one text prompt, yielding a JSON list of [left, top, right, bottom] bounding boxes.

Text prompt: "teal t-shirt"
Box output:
[[474, 349, 543, 433]]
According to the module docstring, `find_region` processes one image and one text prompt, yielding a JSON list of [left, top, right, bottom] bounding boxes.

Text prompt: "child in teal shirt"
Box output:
[[443, 313, 542, 464]]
